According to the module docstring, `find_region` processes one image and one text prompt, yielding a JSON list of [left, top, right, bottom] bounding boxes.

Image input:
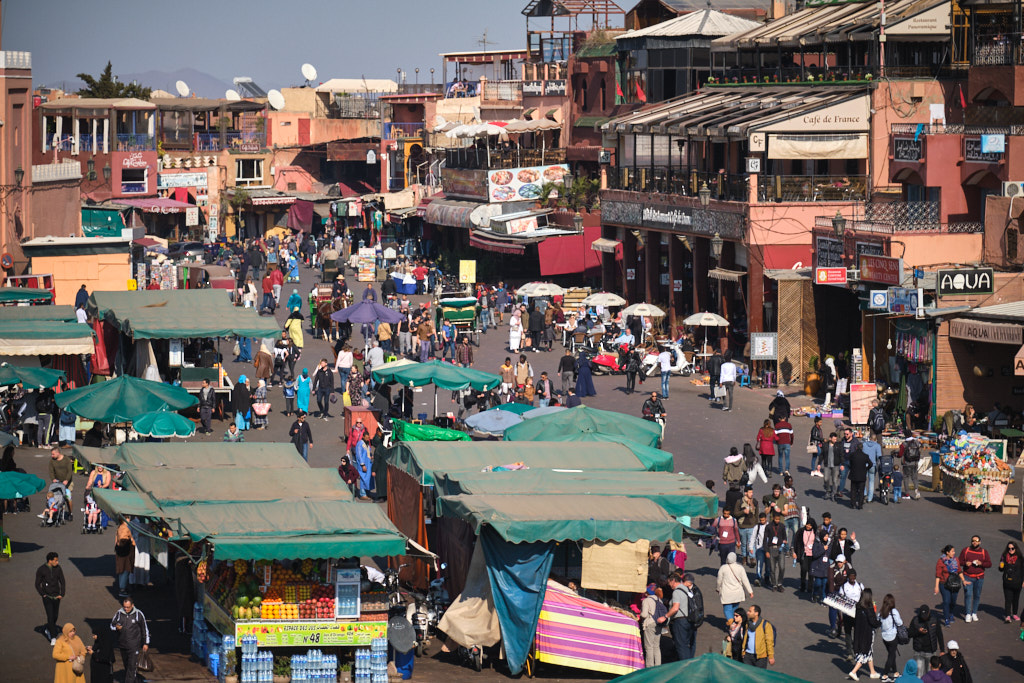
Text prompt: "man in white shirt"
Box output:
[[719, 351, 738, 411], [658, 347, 672, 399], [366, 340, 385, 388], [75, 304, 88, 324]]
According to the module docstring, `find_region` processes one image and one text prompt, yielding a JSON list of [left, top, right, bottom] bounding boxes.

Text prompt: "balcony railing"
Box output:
[[813, 215, 984, 235], [384, 122, 425, 139], [116, 134, 155, 151], [607, 168, 750, 202], [443, 81, 480, 99], [891, 122, 1024, 136], [757, 175, 868, 203], [973, 33, 1024, 66], [46, 135, 96, 153], [482, 80, 522, 102], [316, 94, 385, 120], [865, 201, 939, 229], [195, 131, 266, 152], [444, 147, 566, 170]]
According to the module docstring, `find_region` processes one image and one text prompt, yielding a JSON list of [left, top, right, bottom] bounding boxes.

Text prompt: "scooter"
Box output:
[[407, 564, 449, 656], [642, 341, 694, 377], [582, 343, 628, 375]]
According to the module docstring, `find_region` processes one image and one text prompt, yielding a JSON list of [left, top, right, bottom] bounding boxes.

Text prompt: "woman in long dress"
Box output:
[[296, 368, 312, 414], [509, 311, 522, 352], [52, 622, 90, 683], [575, 353, 596, 397], [251, 379, 269, 430]]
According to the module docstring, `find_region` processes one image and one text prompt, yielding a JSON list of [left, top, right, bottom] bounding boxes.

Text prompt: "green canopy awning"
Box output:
[[0, 288, 53, 303], [392, 419, 471, 442], [73, 442, 308, 471], [87, 289, 281, 339], [504, 404, 663, 449], [55, 375, 197, 423], [510, 430, 673, 472], [92, 489, 162, 517], [609, 653, 812, 683], [433, 469, 717, 519], [209, 534, 406, 561], [0, 321, 95, 356], [0, 364, 66, 389], [385, 441, 657, 487], [372, 359, 501, 391], [0, 305, 75, 322], [122, 467, 353, 506], [437, 494, 682, 544]]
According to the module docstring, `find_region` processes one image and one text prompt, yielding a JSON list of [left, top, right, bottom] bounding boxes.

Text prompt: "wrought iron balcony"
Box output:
[[116, 134, 155, 151], [864, 201, 939, 230], [757, 175, 868, 203], [607, 167, 749, 203], [973, 33, 1024, 66], [444, 147, 565, 170]]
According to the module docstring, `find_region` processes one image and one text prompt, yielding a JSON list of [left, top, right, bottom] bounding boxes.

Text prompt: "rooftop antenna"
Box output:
[[478, 28, 493, 52], [267, 89, 286, 110], [225, 89, 241, 101], [301, 63, 318, 87], [175, 80, 190, 97]]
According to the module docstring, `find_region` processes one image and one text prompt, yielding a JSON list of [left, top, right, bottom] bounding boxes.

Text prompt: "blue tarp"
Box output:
[[480, 526, 554, 676]]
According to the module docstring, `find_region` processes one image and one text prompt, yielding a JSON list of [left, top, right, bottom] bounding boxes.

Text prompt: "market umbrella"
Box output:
[[608, 653, 812, 683], [132, 410, 196, 439], [522, 405, 566, 419], [55, 375, 198, 423], [517, 282, 565, 297], [0, 363, 66, 389], [330, 300, 405, 325], [0, 471, 47, 558], [581, 292, 628, 307], [465, 409, 523, 436], [682, 311, 730, 352], [492, 403, 535, 416], [622, 302, 666, 318]]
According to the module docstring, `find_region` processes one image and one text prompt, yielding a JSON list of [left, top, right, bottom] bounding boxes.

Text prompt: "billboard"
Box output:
[[487, 165, 567, 203]]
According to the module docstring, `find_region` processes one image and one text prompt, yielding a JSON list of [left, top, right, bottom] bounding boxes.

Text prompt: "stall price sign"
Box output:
[[235, 620, 386, 647]]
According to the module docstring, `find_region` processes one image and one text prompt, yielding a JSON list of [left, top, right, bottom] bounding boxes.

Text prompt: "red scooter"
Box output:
[[583, 342, 629, 375]]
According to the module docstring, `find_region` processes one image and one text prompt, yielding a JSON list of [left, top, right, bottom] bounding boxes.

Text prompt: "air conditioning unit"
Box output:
[[1002, 181, 1024, 197]]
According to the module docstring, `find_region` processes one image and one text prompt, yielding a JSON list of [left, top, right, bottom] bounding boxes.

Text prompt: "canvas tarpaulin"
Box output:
[[481, 526, 554, 676], [287, 199, 314, 232], [387, 464, 431, 590], [0, 305, 75, 322], [606, 652, 814, 683], [0, 288, 52, 303], [767, 134, 868, 160], [503, 405, 664, 450], [122, 467, 353, 506], [437, 494, 682, 545], [0, 321, 95, 356], [385, 441, 656, 487], [436, 539, 502, 649], [372, 359, 500, 392], [73, 442, 307, 471], [392, 419, 472, 442], [54, 375, 197, 423], [433, 469, 716, 518], [88, 289, 281, 340], [580, 540, 650, 592]]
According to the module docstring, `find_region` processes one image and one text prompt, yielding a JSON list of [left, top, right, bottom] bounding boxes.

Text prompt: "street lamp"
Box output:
[[573, 211, 583, 233], [710, 231, 723, 260], [13, 167, 24, 187], [832, 210, 847, 239], [102, 164, 112, 182], [698, 181, 711, 208]]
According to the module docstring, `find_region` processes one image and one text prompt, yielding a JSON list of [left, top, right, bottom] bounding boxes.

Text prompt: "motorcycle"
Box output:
[[581, 342, 628, 375], [642, 341, 694, 377], [406, 564, 449, 657]]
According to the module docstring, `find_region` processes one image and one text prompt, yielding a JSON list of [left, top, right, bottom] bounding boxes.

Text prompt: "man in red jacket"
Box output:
[[774, 418, 794, 476], [958, 535, 991, 623]]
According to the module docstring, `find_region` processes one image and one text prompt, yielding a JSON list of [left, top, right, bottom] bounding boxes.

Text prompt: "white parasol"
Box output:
[[581, 292, 628, 307], [682, 311, 730, 351], [621, 302, 666, 317], [517, 282, 565, 297]]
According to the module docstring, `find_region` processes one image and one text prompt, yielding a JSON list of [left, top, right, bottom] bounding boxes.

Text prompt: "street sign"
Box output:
[[937, 267, 994, 298], [888, 287, 919, 313], [869, 290, 889, 309], [815, 267, 848, 285], [858, 254, 903, 287]]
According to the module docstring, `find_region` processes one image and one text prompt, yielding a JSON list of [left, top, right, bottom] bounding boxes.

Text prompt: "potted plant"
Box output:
[[224, 649, 238, 683], [805, 355, 821, 396], [273, 654, 291, 683], [339, 661, 352, 683]]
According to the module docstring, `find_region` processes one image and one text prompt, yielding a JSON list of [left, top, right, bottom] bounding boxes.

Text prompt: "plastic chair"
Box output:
[[763, 371, 775, 387], [385, 355, 397, 364], [1, 533, 11, 558], [739, 371, 750, 387], [72, 458, 84, 474]]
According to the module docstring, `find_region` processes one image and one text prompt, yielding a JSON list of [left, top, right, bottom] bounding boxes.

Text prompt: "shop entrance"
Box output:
[[813, 284, 862, 380]]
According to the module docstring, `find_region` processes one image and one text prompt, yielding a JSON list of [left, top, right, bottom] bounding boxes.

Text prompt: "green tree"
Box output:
[[76, 61, 152, 99]]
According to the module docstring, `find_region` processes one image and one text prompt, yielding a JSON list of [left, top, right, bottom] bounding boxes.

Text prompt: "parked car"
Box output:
[[167, 241, 206, 261]]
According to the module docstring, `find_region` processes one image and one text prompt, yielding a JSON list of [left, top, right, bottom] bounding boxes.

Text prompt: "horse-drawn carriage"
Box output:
[[310, 285, 352, 340], [437, 294, 480, 343]]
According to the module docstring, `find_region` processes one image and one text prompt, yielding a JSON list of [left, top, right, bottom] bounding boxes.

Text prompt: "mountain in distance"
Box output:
[[43, 67, 233, 99]]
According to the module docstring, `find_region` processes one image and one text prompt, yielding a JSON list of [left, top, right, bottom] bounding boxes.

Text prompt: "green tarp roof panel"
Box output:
[[0, 288, 53, 303], [209, 534, 406, 561], [508, 431, 673, 472], [433, 469, 718, 519], [91, 488, 161, 518], [437, 494, 682, 544], [576, 42, 619, 58], [385, 441, 656, 487], [73, 442, 308, 471], [574, 115, 612, 128], [608, 653, 814, 683], [0, 364, 66, 389], [0, 321, 94, 339], [0, 305, 76, 322], [372, 359, 501, 392], [503, 404, 663, 449], [122, 467, 353, 506], [392, 419, 472, 442], [87, 289, 281, 339], [55, 375, 198, 423]]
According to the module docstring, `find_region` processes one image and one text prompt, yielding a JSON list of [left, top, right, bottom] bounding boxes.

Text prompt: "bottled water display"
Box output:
[[291, 648, 339, 682], [355, 638, 389, 683], [238, 640, 275, 683]]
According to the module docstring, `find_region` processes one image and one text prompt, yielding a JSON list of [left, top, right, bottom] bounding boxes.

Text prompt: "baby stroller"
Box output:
[[877, 453, 896, 505], [41, 483, 71, 527], [82, 493, 103, 534]]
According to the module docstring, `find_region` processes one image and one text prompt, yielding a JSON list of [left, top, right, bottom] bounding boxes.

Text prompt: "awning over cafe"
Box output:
[[425, 199, 483, 229], [767, 133, 868, 159], [708, 267, 747, 283], [591, 238, 622, 254], [117, 197, 194, 214]]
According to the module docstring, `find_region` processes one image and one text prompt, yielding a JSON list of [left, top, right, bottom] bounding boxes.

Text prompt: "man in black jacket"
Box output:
[[706, 349, 723, 403], [768, 390, 791, 424], [197, 379, 215, 434], [36, 551, 65, 643], [847, 446, 871, 510], [110, 597, 149, 683], [311, 359, 335, 419], [909, 605, 945, 678], [557, 349, 576, 393]]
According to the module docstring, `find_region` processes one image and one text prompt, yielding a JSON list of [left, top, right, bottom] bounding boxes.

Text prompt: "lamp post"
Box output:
[[573, 211, 583, 233], [102, 163, 112, 182], [13, 167, 24, 188], [832, 209, 847, 266]]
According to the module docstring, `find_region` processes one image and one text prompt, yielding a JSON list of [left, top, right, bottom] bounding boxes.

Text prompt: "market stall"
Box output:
[[0, 320, 95, 356], [503, 404, 665, 450], [73, 442, 308, 471], [371, 360, 501, 419], [940, 432, 1016, 510]]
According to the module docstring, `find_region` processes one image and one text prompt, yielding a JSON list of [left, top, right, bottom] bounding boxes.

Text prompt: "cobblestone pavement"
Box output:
[[3, 260, 1022, 682]]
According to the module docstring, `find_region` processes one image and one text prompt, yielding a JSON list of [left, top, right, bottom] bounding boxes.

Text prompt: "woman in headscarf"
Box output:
[[233, 375, 252, 431], [348, 366, 365, 407], [508, 308, 523, 353], [114, 520, 135, 598], [296, 368, 312, 414], [253, 343, 273, 384], [52, 622, 90, 683], [285, 308, 305, 357], [574, 351, 596, 397], [251, 379, 269, 430], [286, 288, 303, 312]]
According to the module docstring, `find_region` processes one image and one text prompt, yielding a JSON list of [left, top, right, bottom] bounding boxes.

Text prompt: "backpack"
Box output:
[[756, 619, 777, 649], [904, 440, 921, 463], [870, 408, 886, 434], [653, 598, 668, 622], [686, 585, 705, 628]]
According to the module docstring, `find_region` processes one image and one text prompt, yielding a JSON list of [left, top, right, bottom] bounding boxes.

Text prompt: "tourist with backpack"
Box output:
[[664, 573, 702, 661], [740, 604, 776, 668], [639, 583, 666, 667], [711, 507, 741, 565], [869, 399, 887, 443], [899, 430, 923, 500]]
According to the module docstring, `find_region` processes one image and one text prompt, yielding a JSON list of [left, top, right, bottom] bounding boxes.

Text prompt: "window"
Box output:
[[236, 158, 264, 185], [121, 169, 147, 194], [287, 182, 297, 191]]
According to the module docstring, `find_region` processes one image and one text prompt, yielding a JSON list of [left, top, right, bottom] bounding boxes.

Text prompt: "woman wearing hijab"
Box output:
[[251, 379, 269, 430], [296, 369, 312, 414], [508, 309, 522, 353], [574, 351, 596, 397], [52, 622, 90, 683], [114, 520, 135, 598], [233, 375, 252, 431], [286, 288, 303, 312], [756, 419, 777, 478], [285, 309, 305, 358], [253, 344, 273, 384], [998, 541, 1024, 623]]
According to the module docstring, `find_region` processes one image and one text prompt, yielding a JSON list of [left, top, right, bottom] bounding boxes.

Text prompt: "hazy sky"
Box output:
[[2, 0, 531, 91]]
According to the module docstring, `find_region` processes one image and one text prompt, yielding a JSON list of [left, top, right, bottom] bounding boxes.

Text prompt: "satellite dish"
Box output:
[[175, 80, 190, 97], [267, 89, 286, 111], [225, 89, 241, 101], [301, 63, 318, 83]]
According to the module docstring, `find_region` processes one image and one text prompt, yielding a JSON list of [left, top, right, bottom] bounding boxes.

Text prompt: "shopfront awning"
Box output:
[[425, 199, 482, 229], [0, 321, 95, 356], [116, 197, 194, 214], [591, 238, 622, 254], [708, 267, 748, 283], [768, 134, 868, 159]]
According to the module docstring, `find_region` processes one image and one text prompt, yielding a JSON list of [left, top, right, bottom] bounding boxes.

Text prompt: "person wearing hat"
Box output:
[[639, 583, 665, 667], [939, 641, 971, 683], [909, 605, 945, 678], [827, 554, 850, 638]]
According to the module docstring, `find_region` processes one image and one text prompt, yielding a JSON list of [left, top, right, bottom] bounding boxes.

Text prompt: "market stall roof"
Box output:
[[0, 363, 66, 389], [87, 289, 280, 339], [121, 467, 353, 506], [617, 8, 761, 43], [503, 404, 663, 449], [433, 469, 717, 519], [73, 442, 308, 471], [372, 359, 501, 392], [437, 494, 682, 544], [392, 419, 472, 442], [608, 652, 814, 683], [55, 375, 197, 423], [0, 321, 95, 356], [0, 305, 75, 322], [0, 287, 53, 303], [385, 441, 661, 487]]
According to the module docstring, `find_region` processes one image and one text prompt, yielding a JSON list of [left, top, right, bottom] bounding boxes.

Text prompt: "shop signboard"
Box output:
[[522, 80, 544, 97], [893, 137, 922, 162], [815, 236, 843, 268], [850, 382, 876, 424], [235, 620, 387, 647], [185, 207, 199, 227], [1015, 344, 1024, 376], [965, 137, 1002, 162], [858, 254, 903, 287], [441, 168, 487, 200], [869, 290, 889, 310], [949, 319, 1023, 345], [936, 267, 994, 298], [855, 241, 884, 262], [815, 267, 847, 285], [487, 165, 567, 203], [459, 260, 477, 284], [544, 80, 567, 96], [749, 333, 778, 361], [158, 172, 208, 189], [887, 287, 920, 313]]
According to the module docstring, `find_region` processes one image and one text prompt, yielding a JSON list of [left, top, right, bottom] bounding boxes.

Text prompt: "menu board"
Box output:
[[356, 247, 376, 282], [488, 164, 568, 203], [849, 383, 876, 425], [235, 620, 386, 647]]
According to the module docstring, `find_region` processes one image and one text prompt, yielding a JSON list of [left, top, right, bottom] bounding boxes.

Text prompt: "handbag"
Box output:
[[945, 573, 963, 592], [137, 649, 154, 672], [896, 622, 910, 645], [721, 638, 732, 656], [806, 443, 818, 454], [251, 402, 271, 416], [714, 386, 727, 398], [72, 656, 86, 675], [342, 391, 352, 407]]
